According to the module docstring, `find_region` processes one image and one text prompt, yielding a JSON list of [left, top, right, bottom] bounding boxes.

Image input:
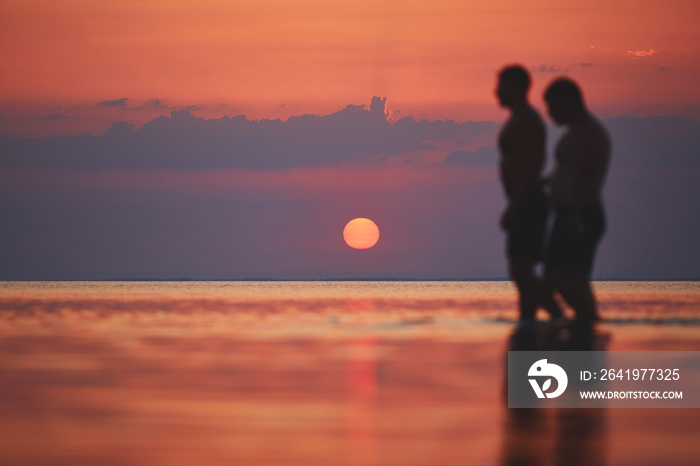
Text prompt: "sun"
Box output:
[[343, 218, 380, 249]]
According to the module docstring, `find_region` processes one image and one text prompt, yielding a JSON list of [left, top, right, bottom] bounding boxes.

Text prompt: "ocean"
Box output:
[[1, 281, 699, 465]]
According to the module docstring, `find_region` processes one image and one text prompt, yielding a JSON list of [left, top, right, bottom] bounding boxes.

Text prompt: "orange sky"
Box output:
[[1, 0, 699, 135]]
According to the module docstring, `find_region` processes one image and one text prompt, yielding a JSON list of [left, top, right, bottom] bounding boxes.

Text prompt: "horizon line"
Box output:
[[3, 277, 700, 282]]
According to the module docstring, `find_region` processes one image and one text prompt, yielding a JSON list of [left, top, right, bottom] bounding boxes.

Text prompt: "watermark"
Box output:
[[508, 351, 700, 408], [528, 359, 568, 398]]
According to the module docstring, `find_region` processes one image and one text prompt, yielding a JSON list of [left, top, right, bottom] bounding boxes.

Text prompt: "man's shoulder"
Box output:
[[565, 115, 610, 161], [512, 106, 546, 133], [568, 115, 606, 136], [582, 115, 611, 148], [521, 106, 545, 124]]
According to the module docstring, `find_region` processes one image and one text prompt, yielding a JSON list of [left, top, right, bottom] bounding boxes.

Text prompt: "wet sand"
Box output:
[[1, 281, 699, 465]]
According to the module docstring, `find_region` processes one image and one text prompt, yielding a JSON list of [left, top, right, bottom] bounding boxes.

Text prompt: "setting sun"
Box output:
[[343, 218, 380, 250]]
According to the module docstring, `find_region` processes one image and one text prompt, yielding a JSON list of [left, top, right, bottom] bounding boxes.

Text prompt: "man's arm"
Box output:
[[567, 134, 598, 234], [500, 118, 545, 230]]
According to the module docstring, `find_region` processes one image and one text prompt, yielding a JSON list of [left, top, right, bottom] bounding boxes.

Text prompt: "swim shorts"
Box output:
[[545, 204, 606, 275], [506, 184, 549, 262]]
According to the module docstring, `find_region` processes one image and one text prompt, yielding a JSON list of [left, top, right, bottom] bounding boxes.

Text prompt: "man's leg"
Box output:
[[509, 258, 564, 321], [509, 258, 538, 321], [536, 277, 565, 319], [545, 268, 598, 321]]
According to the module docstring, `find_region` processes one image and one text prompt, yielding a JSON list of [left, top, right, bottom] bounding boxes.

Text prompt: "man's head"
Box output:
[[496, 65, 530, 108], [544, 78, 586, 125]]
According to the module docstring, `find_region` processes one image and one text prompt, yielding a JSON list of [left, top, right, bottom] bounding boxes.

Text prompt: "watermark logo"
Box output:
[[528, 359, 568, 398]]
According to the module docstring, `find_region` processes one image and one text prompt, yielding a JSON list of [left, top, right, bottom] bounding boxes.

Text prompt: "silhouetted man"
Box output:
[[496, 65, 563, 323], [544, 78, 611, 322]]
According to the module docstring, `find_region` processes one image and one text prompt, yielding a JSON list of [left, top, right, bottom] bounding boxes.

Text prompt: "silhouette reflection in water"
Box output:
[[501, 323, 610, 466]]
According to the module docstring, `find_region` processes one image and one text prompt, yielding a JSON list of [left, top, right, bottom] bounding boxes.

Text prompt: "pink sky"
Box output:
[[1, 0, 699, 136]]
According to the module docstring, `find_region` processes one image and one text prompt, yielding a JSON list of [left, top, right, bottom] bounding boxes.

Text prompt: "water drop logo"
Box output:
[[528, 359, 568, 398]]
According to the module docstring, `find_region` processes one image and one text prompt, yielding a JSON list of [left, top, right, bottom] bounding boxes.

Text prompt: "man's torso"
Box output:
[[550, 115, 611, 207], [498, 107, 546, 201]]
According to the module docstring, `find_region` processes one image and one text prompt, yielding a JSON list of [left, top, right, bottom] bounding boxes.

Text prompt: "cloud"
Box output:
[[0, 97, 498, 170], [659, 67, 668, 71], [103, 121, 136, 137], [370, 96, 387, 119], [533, 64, 569, 73], [97, 98, 129, 108], [44, 114, 68, 121], [443, 147, 498, 166], [136, 99, 168, 110], [602, 116, 700, 167], [0, 164, 503, 280], [623, 49, 658, 58], [100, 98, 171, 111], [1, 104, 699, 279], [534, 63, 593, 73]]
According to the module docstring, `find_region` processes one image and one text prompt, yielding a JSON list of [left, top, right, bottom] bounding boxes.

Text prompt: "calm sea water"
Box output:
[[2, 280, 699, 331], [1, 281, 699, 465]]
